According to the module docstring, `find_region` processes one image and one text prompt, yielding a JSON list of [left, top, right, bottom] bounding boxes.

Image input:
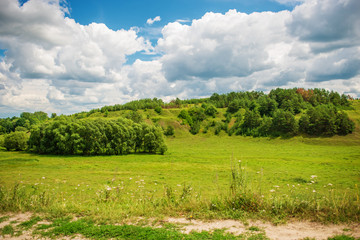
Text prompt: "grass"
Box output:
[[18, 216, 41, 230], [0, 134, 359, 223], [0, 101, 359, 224]]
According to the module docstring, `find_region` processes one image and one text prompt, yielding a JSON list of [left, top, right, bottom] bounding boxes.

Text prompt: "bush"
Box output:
[[154, 106, 162, 114], [164, 126, 175, 136], [4, 132, 29, 151]]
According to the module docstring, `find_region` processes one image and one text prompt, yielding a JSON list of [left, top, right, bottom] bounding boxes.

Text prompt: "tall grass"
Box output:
[[1, 158, 359, 223]]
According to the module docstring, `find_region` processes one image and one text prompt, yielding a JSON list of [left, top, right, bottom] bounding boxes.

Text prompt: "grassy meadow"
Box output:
[[0, 101, 360, 225]]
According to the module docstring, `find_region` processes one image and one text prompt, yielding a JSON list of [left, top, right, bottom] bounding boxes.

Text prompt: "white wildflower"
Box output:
[[270, 189, 275, 192], [311, 175, 317, 179]]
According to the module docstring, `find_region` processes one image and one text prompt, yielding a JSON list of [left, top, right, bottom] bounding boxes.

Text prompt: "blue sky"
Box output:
[[0, 0, 359, 118], [68, 0, 293, 30]]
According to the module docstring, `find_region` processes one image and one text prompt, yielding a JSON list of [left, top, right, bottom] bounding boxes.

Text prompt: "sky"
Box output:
[[0, 0, 359, 118]]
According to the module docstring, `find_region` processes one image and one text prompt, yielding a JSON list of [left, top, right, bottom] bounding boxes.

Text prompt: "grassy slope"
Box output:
[[0, 101, 359, 222]]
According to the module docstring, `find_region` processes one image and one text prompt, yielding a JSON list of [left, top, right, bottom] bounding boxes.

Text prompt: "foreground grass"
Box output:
[[0, 131, 360, 223]]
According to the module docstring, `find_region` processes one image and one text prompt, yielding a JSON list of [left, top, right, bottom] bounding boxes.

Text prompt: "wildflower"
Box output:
[[238, 160, 241, 163], [129, 178, 132, 180], [313, 190, 316, 193], [328, 183, 333, 186], [106, 186, 112, 191], [270, 189, 275, 192], [42, 177, 45, 180], [310, 181, 315, 184], [274, 185, 280, 188], [311, 175, 317, 179]]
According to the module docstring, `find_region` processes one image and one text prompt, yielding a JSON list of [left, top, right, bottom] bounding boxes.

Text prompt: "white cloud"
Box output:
[[146, 16, 161, 25], [0, 0, 360, 117], [0, 0, 152, 115], [157, 10, 293, 82]]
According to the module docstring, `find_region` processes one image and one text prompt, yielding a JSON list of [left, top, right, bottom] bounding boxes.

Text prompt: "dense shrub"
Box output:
[[28, 118, 167, 155], [3, 132, 29, 151]]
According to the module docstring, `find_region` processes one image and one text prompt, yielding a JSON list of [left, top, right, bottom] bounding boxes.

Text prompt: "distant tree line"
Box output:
[[28, 118, 167, 155], [0, 111, 50, 134], [177, 88, 355, 137], [0, 88, 356, 152]]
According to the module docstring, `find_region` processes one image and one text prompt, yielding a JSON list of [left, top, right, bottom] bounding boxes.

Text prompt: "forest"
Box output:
[[0, 88, 356, 155]]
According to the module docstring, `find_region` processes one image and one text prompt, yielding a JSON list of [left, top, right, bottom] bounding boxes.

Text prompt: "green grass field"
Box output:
[[1, 101, 360, 224]]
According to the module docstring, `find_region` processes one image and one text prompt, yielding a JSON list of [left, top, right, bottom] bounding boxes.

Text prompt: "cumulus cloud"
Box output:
[[0, 0, 151, 115], [0, 0, 360, 117], [288, 0, 360, 46], [146, 16, 161, 25], [157, 10, 292, 82], [156, 0, 360, 96]]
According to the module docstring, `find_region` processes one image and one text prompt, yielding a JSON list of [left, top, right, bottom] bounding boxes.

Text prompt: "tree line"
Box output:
[[177, 88, 355, 137], [2, 118, 167, 155], [28, 118, 167, 155]]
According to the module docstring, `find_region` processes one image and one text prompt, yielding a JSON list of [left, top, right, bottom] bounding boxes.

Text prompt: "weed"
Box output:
[[248, 226, 261, 231], [37, 219, 245, 240], [1, 224, 14, 236], [0, 216, 9, 223], [18, 216, 41, 229], [328, 235, 358, 240]]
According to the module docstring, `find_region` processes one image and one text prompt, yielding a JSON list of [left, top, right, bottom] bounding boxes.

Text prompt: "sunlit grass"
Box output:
[[1, 100, 359, 223]]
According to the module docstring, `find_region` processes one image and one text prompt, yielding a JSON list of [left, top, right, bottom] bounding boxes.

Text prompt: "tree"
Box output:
[[336, 111, 355, 135], [203, 104, 217, 117], [164, 125, 175, 136], [258, 96, 278, 116], [240, 110, 261, 135], [4, 132, 29, 151], [256, 116, 273, 136], [227, 100, 241, 114], [155, 106, 162, 114], [271, 109, 297, 136]]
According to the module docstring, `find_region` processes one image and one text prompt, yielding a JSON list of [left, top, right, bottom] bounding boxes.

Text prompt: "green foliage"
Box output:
[[202, 103, 217, 117], [299, 105, 354, 136], [178, 110, 193, 126], [4, 131, 29, 151], [37, 219, 244, 240], [164, 126, 175, 136], [19, 216, 41, 230], [190, 121, 200, 135], [1, 224, 14, 236], [328, 235, 357, 240], [28, 118, 167, 155], [15, 126, 27, 132], [155, 106, 163, 114], [271, 109, 297, 136], [240, 110, 261, 136]]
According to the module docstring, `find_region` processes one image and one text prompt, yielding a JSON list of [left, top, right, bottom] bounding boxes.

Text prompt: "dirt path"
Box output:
[[166, 217, 360, 240], [1, 213, 359, 239]]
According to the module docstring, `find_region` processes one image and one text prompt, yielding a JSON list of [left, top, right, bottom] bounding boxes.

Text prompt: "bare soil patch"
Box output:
[[1, 213, 359, 239], [166, 217, 360, 240]]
